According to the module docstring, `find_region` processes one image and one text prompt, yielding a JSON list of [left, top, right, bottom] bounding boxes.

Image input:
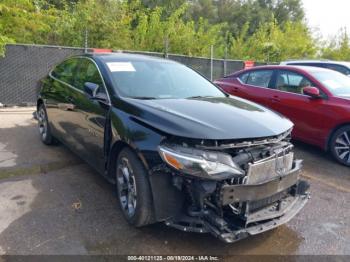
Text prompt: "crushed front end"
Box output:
[[156, 129, 310, 243]]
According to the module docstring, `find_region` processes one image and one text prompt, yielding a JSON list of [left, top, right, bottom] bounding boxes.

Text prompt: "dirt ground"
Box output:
[[0, 107, 349, 255]]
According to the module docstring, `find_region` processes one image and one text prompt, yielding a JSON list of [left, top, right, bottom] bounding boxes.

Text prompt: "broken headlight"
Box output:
[[158, 145, 244, 180]]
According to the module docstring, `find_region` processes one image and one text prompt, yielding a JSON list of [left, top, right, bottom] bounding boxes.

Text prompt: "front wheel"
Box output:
[[330, 125, 350, 166], [115, 148, 155, 227]]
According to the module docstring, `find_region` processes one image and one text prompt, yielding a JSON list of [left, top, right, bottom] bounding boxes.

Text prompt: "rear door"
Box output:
[[46, 58, 80, 144], [216, 69, 274, 107], [236, 69, 275, 107]]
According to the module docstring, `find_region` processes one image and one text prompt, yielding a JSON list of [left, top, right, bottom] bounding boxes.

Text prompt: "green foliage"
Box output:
[[0, 0, 57, 44], [321, 28, 350, 61], [131, 3, 225, 56], [202, 0, 305, 38], [45, 0, 133, 49], [0, 0, 348, 62], [0, 34, 13, 56], [230, 20, 316, 62]]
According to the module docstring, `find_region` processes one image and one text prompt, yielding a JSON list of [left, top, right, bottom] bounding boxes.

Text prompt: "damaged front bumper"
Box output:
[[163, 157, 310, 243], [216, 192, 309, 243]]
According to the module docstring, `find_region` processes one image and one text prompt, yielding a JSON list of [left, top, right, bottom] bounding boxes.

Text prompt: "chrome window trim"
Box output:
[[238, 69, 325, 99], [49, 73, 84, 94]]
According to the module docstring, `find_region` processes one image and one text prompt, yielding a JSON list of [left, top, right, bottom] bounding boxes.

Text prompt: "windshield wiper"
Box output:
[[128, 96, 157, 100], [187, 95, 215, 99]]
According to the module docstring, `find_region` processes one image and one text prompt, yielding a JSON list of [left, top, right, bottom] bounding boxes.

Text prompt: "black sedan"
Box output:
[[37, 53, 309, 243]]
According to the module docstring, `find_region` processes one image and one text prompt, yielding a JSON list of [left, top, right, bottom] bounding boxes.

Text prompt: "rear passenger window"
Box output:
[[51, 59, 79, 86], [246, 70, 273, 88], [238, 72, 249, 83]]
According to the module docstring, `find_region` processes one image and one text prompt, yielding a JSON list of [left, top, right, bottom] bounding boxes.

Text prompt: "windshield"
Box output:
[[310, 70, 350, 96], [107, 60, 225, 99]]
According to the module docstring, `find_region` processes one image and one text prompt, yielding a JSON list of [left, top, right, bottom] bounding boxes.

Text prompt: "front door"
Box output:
[[268, 69, 329, 145], [70, 58, 110, 173]]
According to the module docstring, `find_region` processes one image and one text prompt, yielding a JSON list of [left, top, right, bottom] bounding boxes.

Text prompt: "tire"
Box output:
[[115, 147, 155, 227], [330, 125, 350, 166], [37, 104, 55, 145]]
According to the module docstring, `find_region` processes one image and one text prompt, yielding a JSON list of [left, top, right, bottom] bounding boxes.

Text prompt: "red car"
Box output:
[[215, 65, 350, 166]]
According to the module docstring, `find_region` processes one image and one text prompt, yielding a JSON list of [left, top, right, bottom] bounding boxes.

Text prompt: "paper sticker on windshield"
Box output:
[[106, 62, 135, 72]]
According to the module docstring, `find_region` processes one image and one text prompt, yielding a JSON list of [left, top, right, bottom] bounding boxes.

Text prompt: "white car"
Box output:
[[280, 60, 350, 76]]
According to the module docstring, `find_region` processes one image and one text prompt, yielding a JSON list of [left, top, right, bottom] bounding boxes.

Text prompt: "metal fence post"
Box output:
[[224, 45, 227, 76], [210, 45, 213, 81], [84, 28, 88, 53], [164, 37, 169, 58]]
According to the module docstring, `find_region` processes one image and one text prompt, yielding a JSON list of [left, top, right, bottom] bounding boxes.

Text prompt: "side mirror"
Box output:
[[84, 82, 109, 104], [303, 86, 321, 99], [84, 82, 99, 98]]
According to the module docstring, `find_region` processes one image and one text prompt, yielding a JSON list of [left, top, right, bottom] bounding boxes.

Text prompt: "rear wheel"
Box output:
[[37, 104, 55, 145], [330, 125, 350, 166], [115, 148, 155, 227]]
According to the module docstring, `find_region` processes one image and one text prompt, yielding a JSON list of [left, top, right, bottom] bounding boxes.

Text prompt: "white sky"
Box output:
[[302, 0, 350, 39]]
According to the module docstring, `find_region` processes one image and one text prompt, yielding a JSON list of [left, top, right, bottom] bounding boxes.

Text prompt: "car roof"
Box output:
[[290, 65, 332, 73], [281, 60, 350, 68], [80, 52, 176, 64], [231, 65, 332, 76]]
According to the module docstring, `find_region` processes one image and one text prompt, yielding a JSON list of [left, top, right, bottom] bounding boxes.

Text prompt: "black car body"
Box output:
[[37, 53, 309, 243]]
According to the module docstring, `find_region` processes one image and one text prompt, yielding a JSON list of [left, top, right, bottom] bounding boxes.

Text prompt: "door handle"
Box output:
[[270, 96, 280, 103], [232, 87, 239, 92]]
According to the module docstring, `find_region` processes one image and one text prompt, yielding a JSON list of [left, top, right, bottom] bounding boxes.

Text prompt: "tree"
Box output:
[[0, 0, 58, 45], [0, 34, 13, 56], [215, 0, 304, 38], [0, 0, 318, 61], [47, 0, 133, 49], [132, 3, 225, 56], [273, 0, 305, 24], [139, 0, 186, 16], [189, 0, 217, 23], [322, 28, 350, 61], [228, 20, 316, 61]]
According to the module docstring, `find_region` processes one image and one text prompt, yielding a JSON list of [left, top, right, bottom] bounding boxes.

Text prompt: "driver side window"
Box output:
[[276, 70, 312, 94], [75, 59, 105, 94]]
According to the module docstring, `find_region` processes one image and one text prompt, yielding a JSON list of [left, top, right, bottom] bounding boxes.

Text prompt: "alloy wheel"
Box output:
[[334, 130, 350, 164], [116, 157, 137, 218]]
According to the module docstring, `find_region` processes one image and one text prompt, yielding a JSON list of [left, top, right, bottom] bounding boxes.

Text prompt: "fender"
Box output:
[[106, 106, 184, 221]]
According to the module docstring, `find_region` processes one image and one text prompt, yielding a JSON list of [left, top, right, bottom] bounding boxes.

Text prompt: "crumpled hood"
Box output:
[[123, 96, 293, 140]]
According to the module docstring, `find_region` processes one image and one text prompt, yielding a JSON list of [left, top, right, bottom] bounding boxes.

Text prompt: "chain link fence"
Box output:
[[0, 44, 245, 106]]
